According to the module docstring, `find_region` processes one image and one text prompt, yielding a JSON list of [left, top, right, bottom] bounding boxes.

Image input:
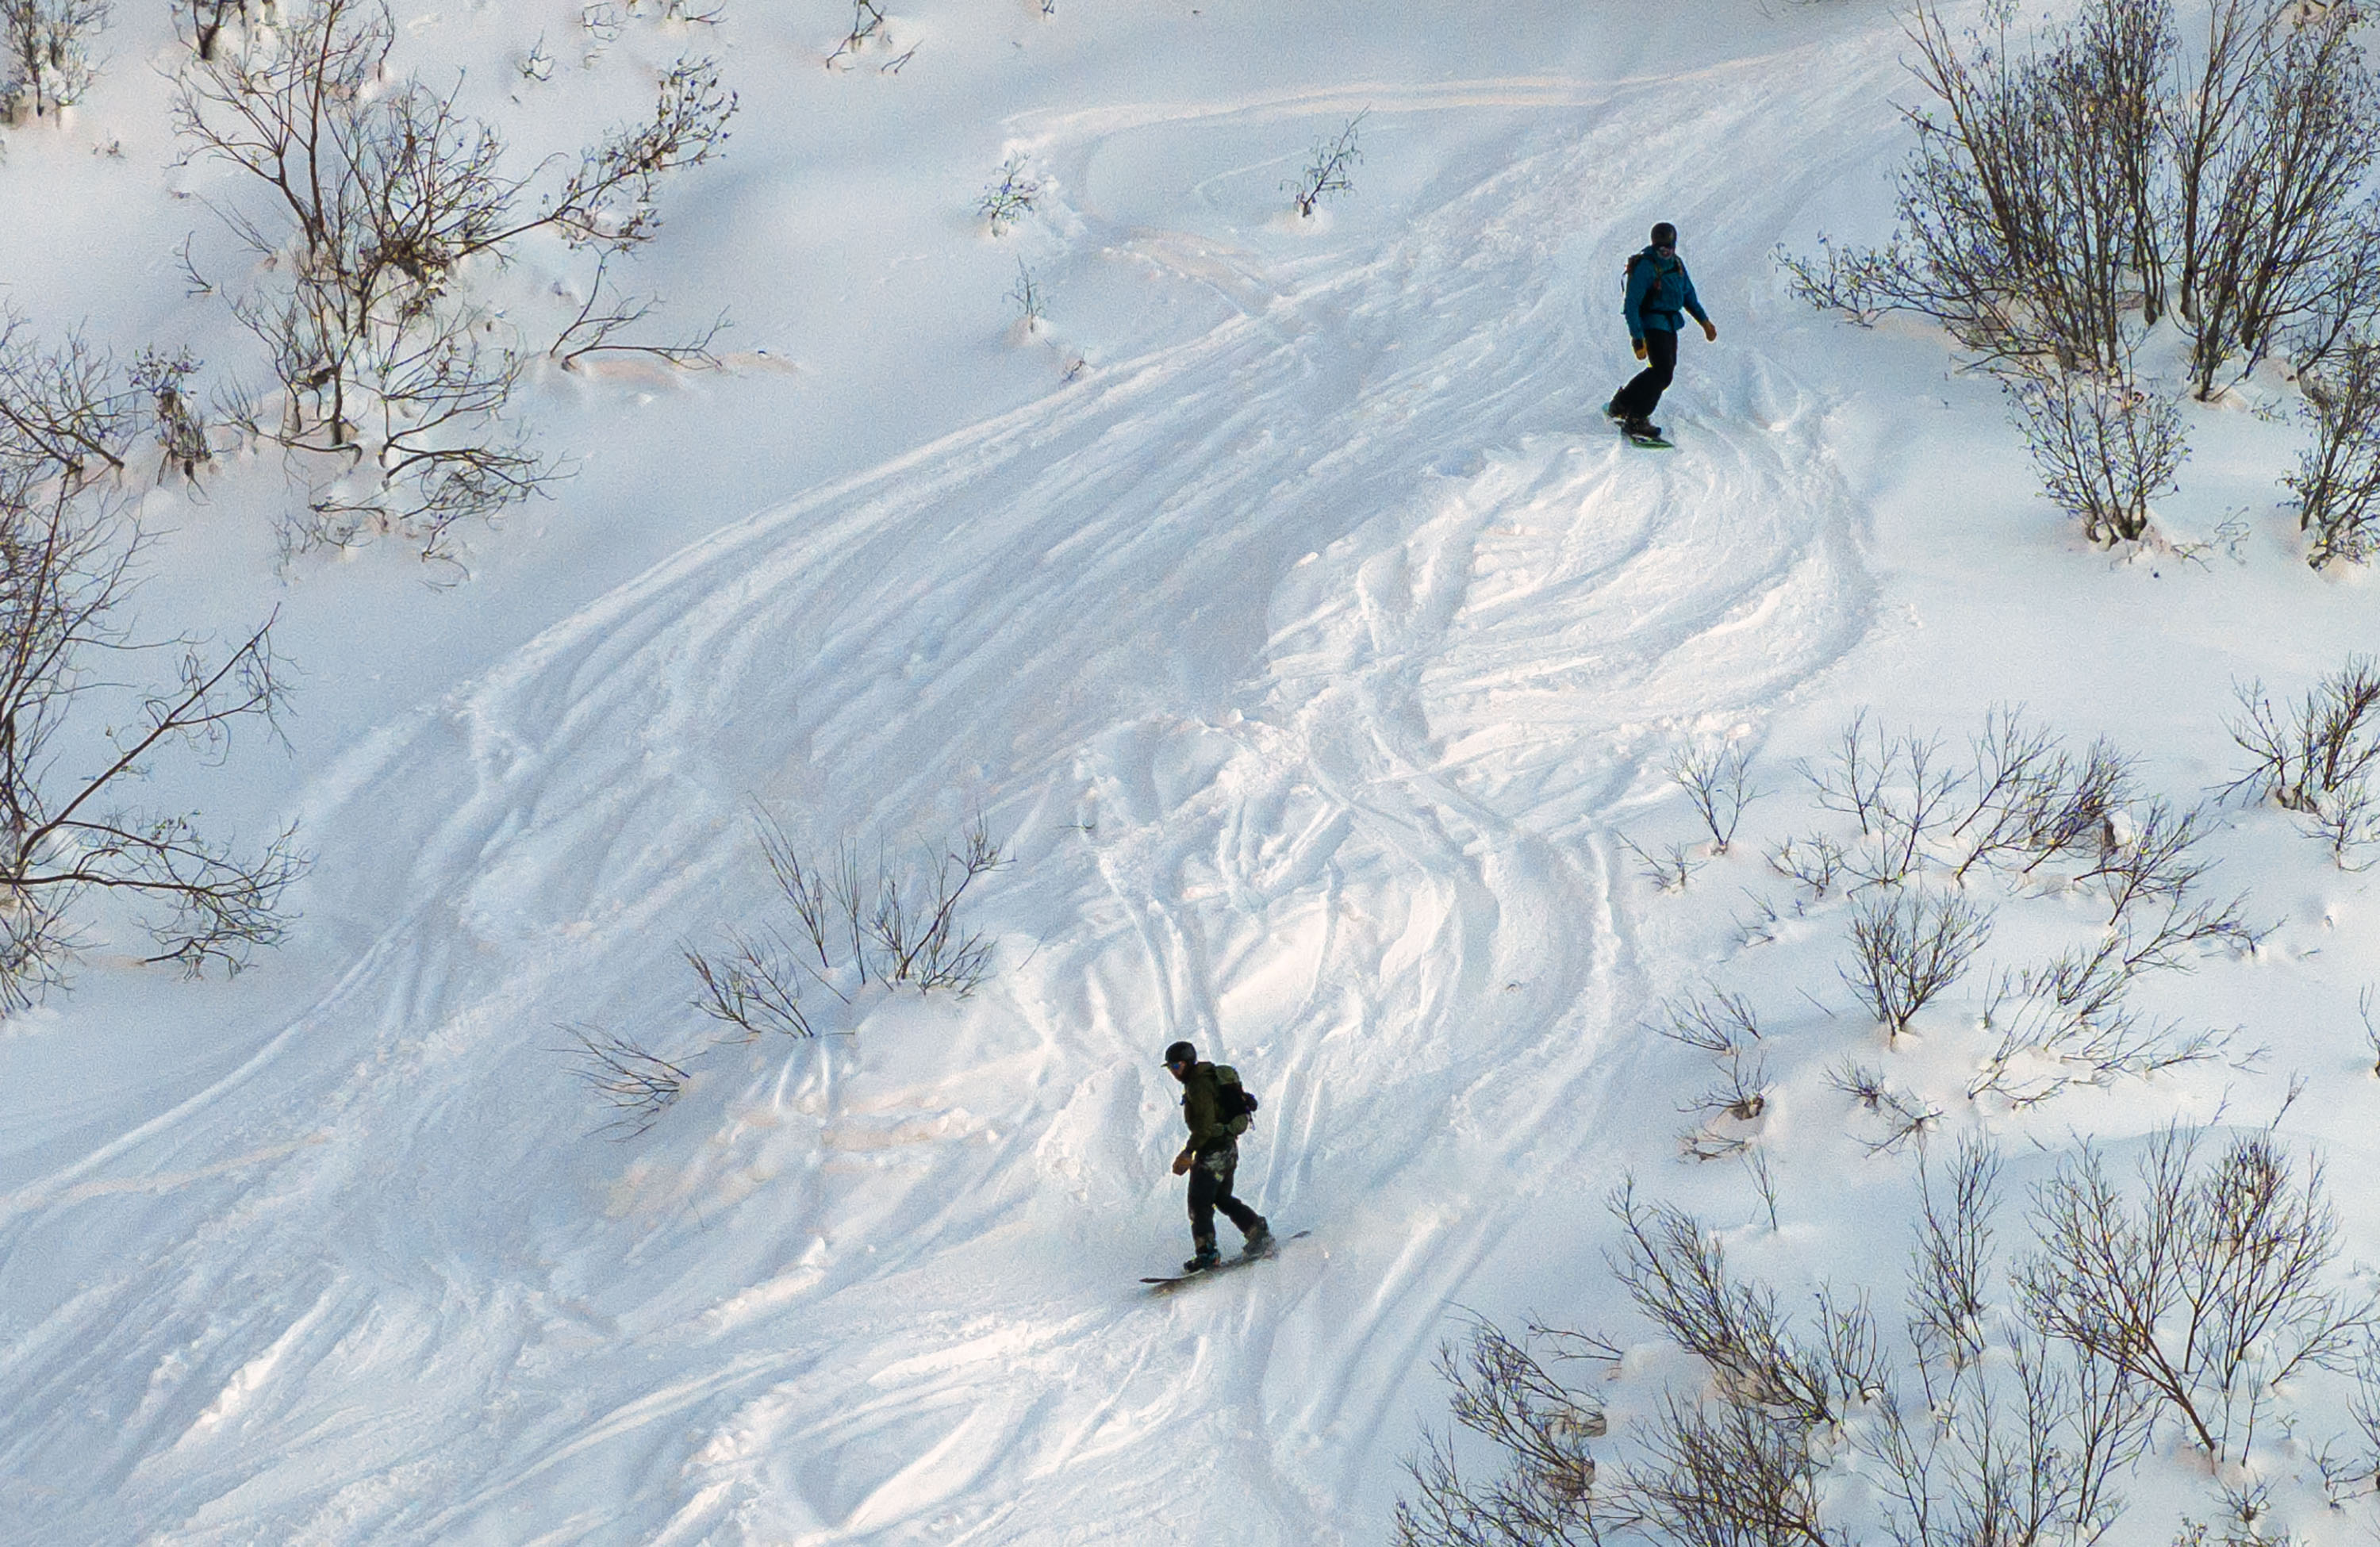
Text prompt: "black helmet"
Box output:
[[1163, 1040, 1197, 1068], [1650, 221, 1678, 248]]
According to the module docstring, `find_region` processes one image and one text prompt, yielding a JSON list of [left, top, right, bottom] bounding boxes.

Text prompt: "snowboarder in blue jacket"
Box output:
[[1606, 222, 1718, 441]]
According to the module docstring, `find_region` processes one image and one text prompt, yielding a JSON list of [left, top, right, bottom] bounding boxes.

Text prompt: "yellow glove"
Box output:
[[1633, 339, 1649, 361]]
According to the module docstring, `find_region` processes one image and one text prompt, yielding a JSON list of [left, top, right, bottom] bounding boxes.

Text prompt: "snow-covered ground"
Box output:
[[2, 1, 2376, 1541]]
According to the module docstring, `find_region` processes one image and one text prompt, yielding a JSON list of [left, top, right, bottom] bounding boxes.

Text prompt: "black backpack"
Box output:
[[1214, 1064, 1261, 1134]]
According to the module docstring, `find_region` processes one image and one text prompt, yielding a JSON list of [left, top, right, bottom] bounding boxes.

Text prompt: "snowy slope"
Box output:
[[2, 2, 2376, 1543]]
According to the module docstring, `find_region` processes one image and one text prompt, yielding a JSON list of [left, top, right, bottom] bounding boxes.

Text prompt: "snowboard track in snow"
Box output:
[[0, 49, 1891, 1547]]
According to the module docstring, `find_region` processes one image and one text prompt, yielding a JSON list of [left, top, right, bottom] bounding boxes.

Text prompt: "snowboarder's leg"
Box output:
[[1186, 1153, 1223, 1261], [1207, 1149, 1265, 1242], [1612, 328, 1678, 420]]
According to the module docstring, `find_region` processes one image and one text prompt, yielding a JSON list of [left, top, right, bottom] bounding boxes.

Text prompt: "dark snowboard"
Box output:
[[1142, 1230, 1311, 1292], [1622, 424, 1674, 449]]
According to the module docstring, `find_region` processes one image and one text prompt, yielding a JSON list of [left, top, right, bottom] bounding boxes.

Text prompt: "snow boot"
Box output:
[[1184, 1246, 1223, 1273], [1602, 397, 1626, 422], [1623, 415, 1662, 440], [1242, 1218, 1273, 1255]]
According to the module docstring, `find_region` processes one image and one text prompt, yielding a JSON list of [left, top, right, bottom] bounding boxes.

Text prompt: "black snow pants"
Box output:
[[1611, 325, 1679, 420], [1188, 1142, 1262, 1253]]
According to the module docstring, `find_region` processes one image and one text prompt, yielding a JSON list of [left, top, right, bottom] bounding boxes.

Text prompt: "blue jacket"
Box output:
[[1623, 248, 1710, 343]]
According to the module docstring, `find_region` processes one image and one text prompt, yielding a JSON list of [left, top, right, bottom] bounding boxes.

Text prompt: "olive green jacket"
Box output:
[[1177, 1061, 1236, 1154]]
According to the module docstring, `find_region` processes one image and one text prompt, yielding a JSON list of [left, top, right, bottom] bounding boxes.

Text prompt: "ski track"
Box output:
[[0, 41, 1894, 1547]]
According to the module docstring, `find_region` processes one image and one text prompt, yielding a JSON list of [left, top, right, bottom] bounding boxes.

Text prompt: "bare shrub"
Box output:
[[175, 0, 735, 562], [549, 251, 727, 373], [2228, 657, 2380, 866], [1765, 831, 1847, 897], [1841, 889, 1994, 1038], [685, 931, 812, 1039], [825, 0, 885, 67], [1802, 0, 2380, 394], [1394, 1320, 1610, 1547], [2067, 798, 2192, 919], [1872, 1327, 2146, 1547], [1403, 1159, 2169, 1547], [750, 810, 1005, 997], [2290, 338, 2380, 567], [1874, 1147, 2151, 1547], [1802, 716, 1966, 885], [1801, 708, 1894, 837], [1654, 988, 1762, 1059], [1619, 1394, 1828, 1545], [1008, 259, 1046, 333], [2004, 358, 2188, 545], [1856, 733, 1966, 888], [977, 154, 1039, 234], [1659, 990, 1769, 1157], [1775, 232, 1894, 326], [1849, 0, 2172, 374], [568, 1027, 689, 1137], [2227, 656, 2380, 812], [2175, 2, 2380, 400], [0, 320, 303, 1005], [1679, 1054, 1768, 1160], [2021, 1122, 2378, 1464], [2, 0, 107, 121], [2360, 985, 2379, 1077], [129, 348, 210, 485], [1972, 925, 2232, 1106], [1828, 1058, 1943, 1154], [1669, 742, 1759, 855], [1908, 1134, 1999, 1368], [1288, 110, 1365, 219], [1950, 708, 2135, 881], [182, 0, 247, 61], [1616, 832, 1702, 893], [1612, 1184, 1887, 1434], [2309, 777, 2380, 866], [1407, 1126, 2380, 1547]]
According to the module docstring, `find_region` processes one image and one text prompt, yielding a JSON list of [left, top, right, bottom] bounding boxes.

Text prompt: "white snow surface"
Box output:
[[2, 1, 2377, 1542]]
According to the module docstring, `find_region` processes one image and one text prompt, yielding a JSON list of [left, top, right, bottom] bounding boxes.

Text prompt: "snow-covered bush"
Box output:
[[129, 346, 210, 485], [2023, 1123, 2376, 1469], [569, 1028, 690, 1137], [1402, 1130, 2378, 1545], [2228, 656, 2380, 866], [1841, 888, 1994, 1040], [2291, 339, 2380, 567], [1668, 743, 1758, 856], [1848, 0, 2167, 376], [1, 0, 107, 121], [824, 0, 888, 68], [2004, 359, 2186, 545], [977, 154, 1039, 234], [685, 811, 1008, 1044], [1008, 259, 1046, 332], [173, 0, 735, 564], [179, 0, 244, 61], [1801, 0, 2380, 396], [2173, 0, 2380, 401], [1630, 707, 2250, 1130], [1288, 110, 1365, 220], [0, 317, 303, 1006]]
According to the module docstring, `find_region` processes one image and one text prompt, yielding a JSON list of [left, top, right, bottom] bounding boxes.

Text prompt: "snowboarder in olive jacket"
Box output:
[[1165, 1039, 1269, 1272], [1606, 221, 1718, 440]]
